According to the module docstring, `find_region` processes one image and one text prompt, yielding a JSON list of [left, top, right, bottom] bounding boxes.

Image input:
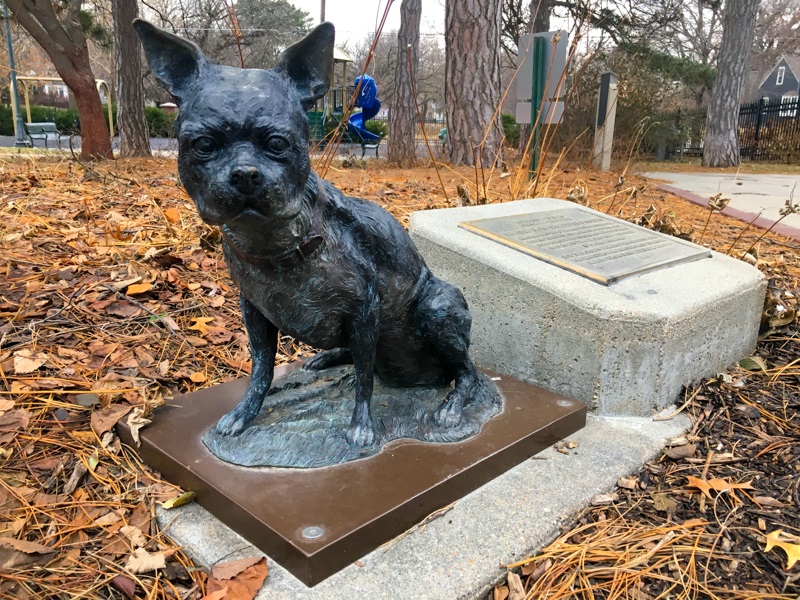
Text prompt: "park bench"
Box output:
[[359, 137, 381, 159], [24, 122, 65, 150]]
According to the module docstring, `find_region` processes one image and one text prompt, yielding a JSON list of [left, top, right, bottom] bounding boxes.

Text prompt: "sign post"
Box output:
[[516, 31, 568, 177], [592, 72, 618, 171]]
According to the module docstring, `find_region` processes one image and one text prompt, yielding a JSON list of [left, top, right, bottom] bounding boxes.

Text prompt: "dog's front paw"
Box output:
[[346, 420, 375, 448], [215, 407, 253, 436], [434, 390, 463, 428]]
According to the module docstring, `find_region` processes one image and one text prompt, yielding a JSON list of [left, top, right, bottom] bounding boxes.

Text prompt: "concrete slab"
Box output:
[[157, 412, 690, 599], [644, 171, 800, 239], [409, 199, 766, 416]]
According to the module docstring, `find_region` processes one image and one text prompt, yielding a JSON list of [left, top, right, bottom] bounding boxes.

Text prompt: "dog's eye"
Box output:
[[265, 136, 290, 155], [192, 136, 217, 157]]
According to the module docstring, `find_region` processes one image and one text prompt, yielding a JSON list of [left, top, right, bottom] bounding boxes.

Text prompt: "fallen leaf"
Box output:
[[739, 356, 767, 371], [126, 282, 152, 295], [110, 574, 137, 599], [105, 301, 143, 318], [12, 350, 47, 374], [507, 572, 525, 600], [160, 491, 196, 510], [686, 476, 754, 499], [0, 536, 57, 571], [120, 525, 147, 548], [681, 518, 708, 529], [764, 530, 800, 569], [201, 589, 229, 600], [124, 547, 166, 574], [0, 409, 31, 445], [109, 276, 141, 291], [651, 492, 678, 513], [0, 399, 15, 413], [88, 448, 100, 472], [188, 317, 215, 336], [163, 207, 181, 223], [708, 478, 754, 494], [211, 556, 264, 580], [126, 407, 152, 447], [591, 493, 618, 506], [208, 295, 226, 308], [206, 557, 268, 599], [90, 404, 132, 435], [521, 557, 551, 580], [189, 371, 207, 383], [686, 476, 714, 499], [75, 394, 100, 408], [665, 443, 696, 460], [493, 586, 509, 600], [753, 496, 784, 508], [92, 510, 123, 527]]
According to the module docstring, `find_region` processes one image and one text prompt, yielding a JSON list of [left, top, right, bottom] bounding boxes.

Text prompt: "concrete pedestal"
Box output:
[[409, 199, 766, 416]]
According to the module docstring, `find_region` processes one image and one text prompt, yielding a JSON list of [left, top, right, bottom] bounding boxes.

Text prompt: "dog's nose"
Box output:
[[230, 166, 263, 195]]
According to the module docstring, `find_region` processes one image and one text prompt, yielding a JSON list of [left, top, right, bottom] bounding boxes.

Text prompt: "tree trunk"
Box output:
[[702, 0, 760, 167], [531, 0, 551, 33], [445, 0, 504, 166], [7, 1, 112, 161], [113, 0, 151, 157], [388, 0, 421, 166]]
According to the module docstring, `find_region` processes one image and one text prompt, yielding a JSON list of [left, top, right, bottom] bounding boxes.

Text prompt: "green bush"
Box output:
[[0, 103, 178, 138], [501, 113, 520, 148], [0, 106, 13, 135], [145, 106, 177, 137], [365, 119, 387, 138]]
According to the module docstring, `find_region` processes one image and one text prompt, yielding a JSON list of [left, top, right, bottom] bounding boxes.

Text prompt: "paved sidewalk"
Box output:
[[643, 171, 800, 240]]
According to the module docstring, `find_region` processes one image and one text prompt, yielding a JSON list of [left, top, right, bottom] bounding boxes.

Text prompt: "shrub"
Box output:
[[365, 119, 388, 138], [501, 113, 521, 148], [145, 106, 177, 137]]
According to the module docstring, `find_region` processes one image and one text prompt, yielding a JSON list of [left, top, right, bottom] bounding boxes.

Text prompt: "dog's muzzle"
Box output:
[[230, 165, 264, 196]]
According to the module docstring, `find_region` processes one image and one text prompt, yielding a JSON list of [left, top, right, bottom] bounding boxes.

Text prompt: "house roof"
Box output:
[[785, 56, 800, 78], [759, 54, 800, 89]]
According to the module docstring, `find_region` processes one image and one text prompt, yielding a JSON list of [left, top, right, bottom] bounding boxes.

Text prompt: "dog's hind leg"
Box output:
[[303, 347, 353, 371], [345, 288, 380, 447], [216, 295, 278, 436], [415, 277, 482, 428]]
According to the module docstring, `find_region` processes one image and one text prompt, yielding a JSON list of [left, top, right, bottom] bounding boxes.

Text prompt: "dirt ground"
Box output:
[[0, 155, 797, 599]]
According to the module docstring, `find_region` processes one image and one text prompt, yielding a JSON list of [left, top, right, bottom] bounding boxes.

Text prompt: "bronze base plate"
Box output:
[[118, 365, 585, 587]]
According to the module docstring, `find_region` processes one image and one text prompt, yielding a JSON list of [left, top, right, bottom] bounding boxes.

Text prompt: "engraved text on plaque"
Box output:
[[459, 208, 711, 285]]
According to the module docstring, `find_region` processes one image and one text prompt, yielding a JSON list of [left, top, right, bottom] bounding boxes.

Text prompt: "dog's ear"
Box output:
[[275, 22, 335, 110], [133, 19, 208, 103]]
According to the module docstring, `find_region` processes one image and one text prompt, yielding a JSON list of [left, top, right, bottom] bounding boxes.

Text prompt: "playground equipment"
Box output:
[[348, 74, 382, 153]]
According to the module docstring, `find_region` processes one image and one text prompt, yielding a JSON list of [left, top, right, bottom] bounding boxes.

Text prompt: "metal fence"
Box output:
[[739, 97, 800, 162], [369, 115, 446, 143], [677, 98, 800, 162]]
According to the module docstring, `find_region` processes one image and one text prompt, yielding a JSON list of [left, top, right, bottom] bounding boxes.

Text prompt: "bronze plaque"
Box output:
[[459, 208, 711, 285]]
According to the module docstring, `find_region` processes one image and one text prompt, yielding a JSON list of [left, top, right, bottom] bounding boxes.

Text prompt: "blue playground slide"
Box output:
[[348, 74, 382, 143]]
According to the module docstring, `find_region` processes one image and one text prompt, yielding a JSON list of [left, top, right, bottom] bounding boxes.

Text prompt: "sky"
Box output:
[[286, 0, 446, 45]]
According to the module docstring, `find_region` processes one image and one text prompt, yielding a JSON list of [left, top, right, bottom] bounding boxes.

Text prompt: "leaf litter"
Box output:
[[0, 155, 797, 598]]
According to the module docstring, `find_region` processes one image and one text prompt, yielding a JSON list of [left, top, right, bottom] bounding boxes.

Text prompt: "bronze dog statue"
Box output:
[[135, 20, 496, 447]]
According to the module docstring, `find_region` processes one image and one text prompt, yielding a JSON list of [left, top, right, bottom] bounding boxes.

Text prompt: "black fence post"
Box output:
[[753, 97, 765, 160]]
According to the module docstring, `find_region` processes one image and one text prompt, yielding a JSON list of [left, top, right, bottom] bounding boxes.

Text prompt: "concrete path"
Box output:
[[0, 135, 379, 159], [643, 172, 800, 240]]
